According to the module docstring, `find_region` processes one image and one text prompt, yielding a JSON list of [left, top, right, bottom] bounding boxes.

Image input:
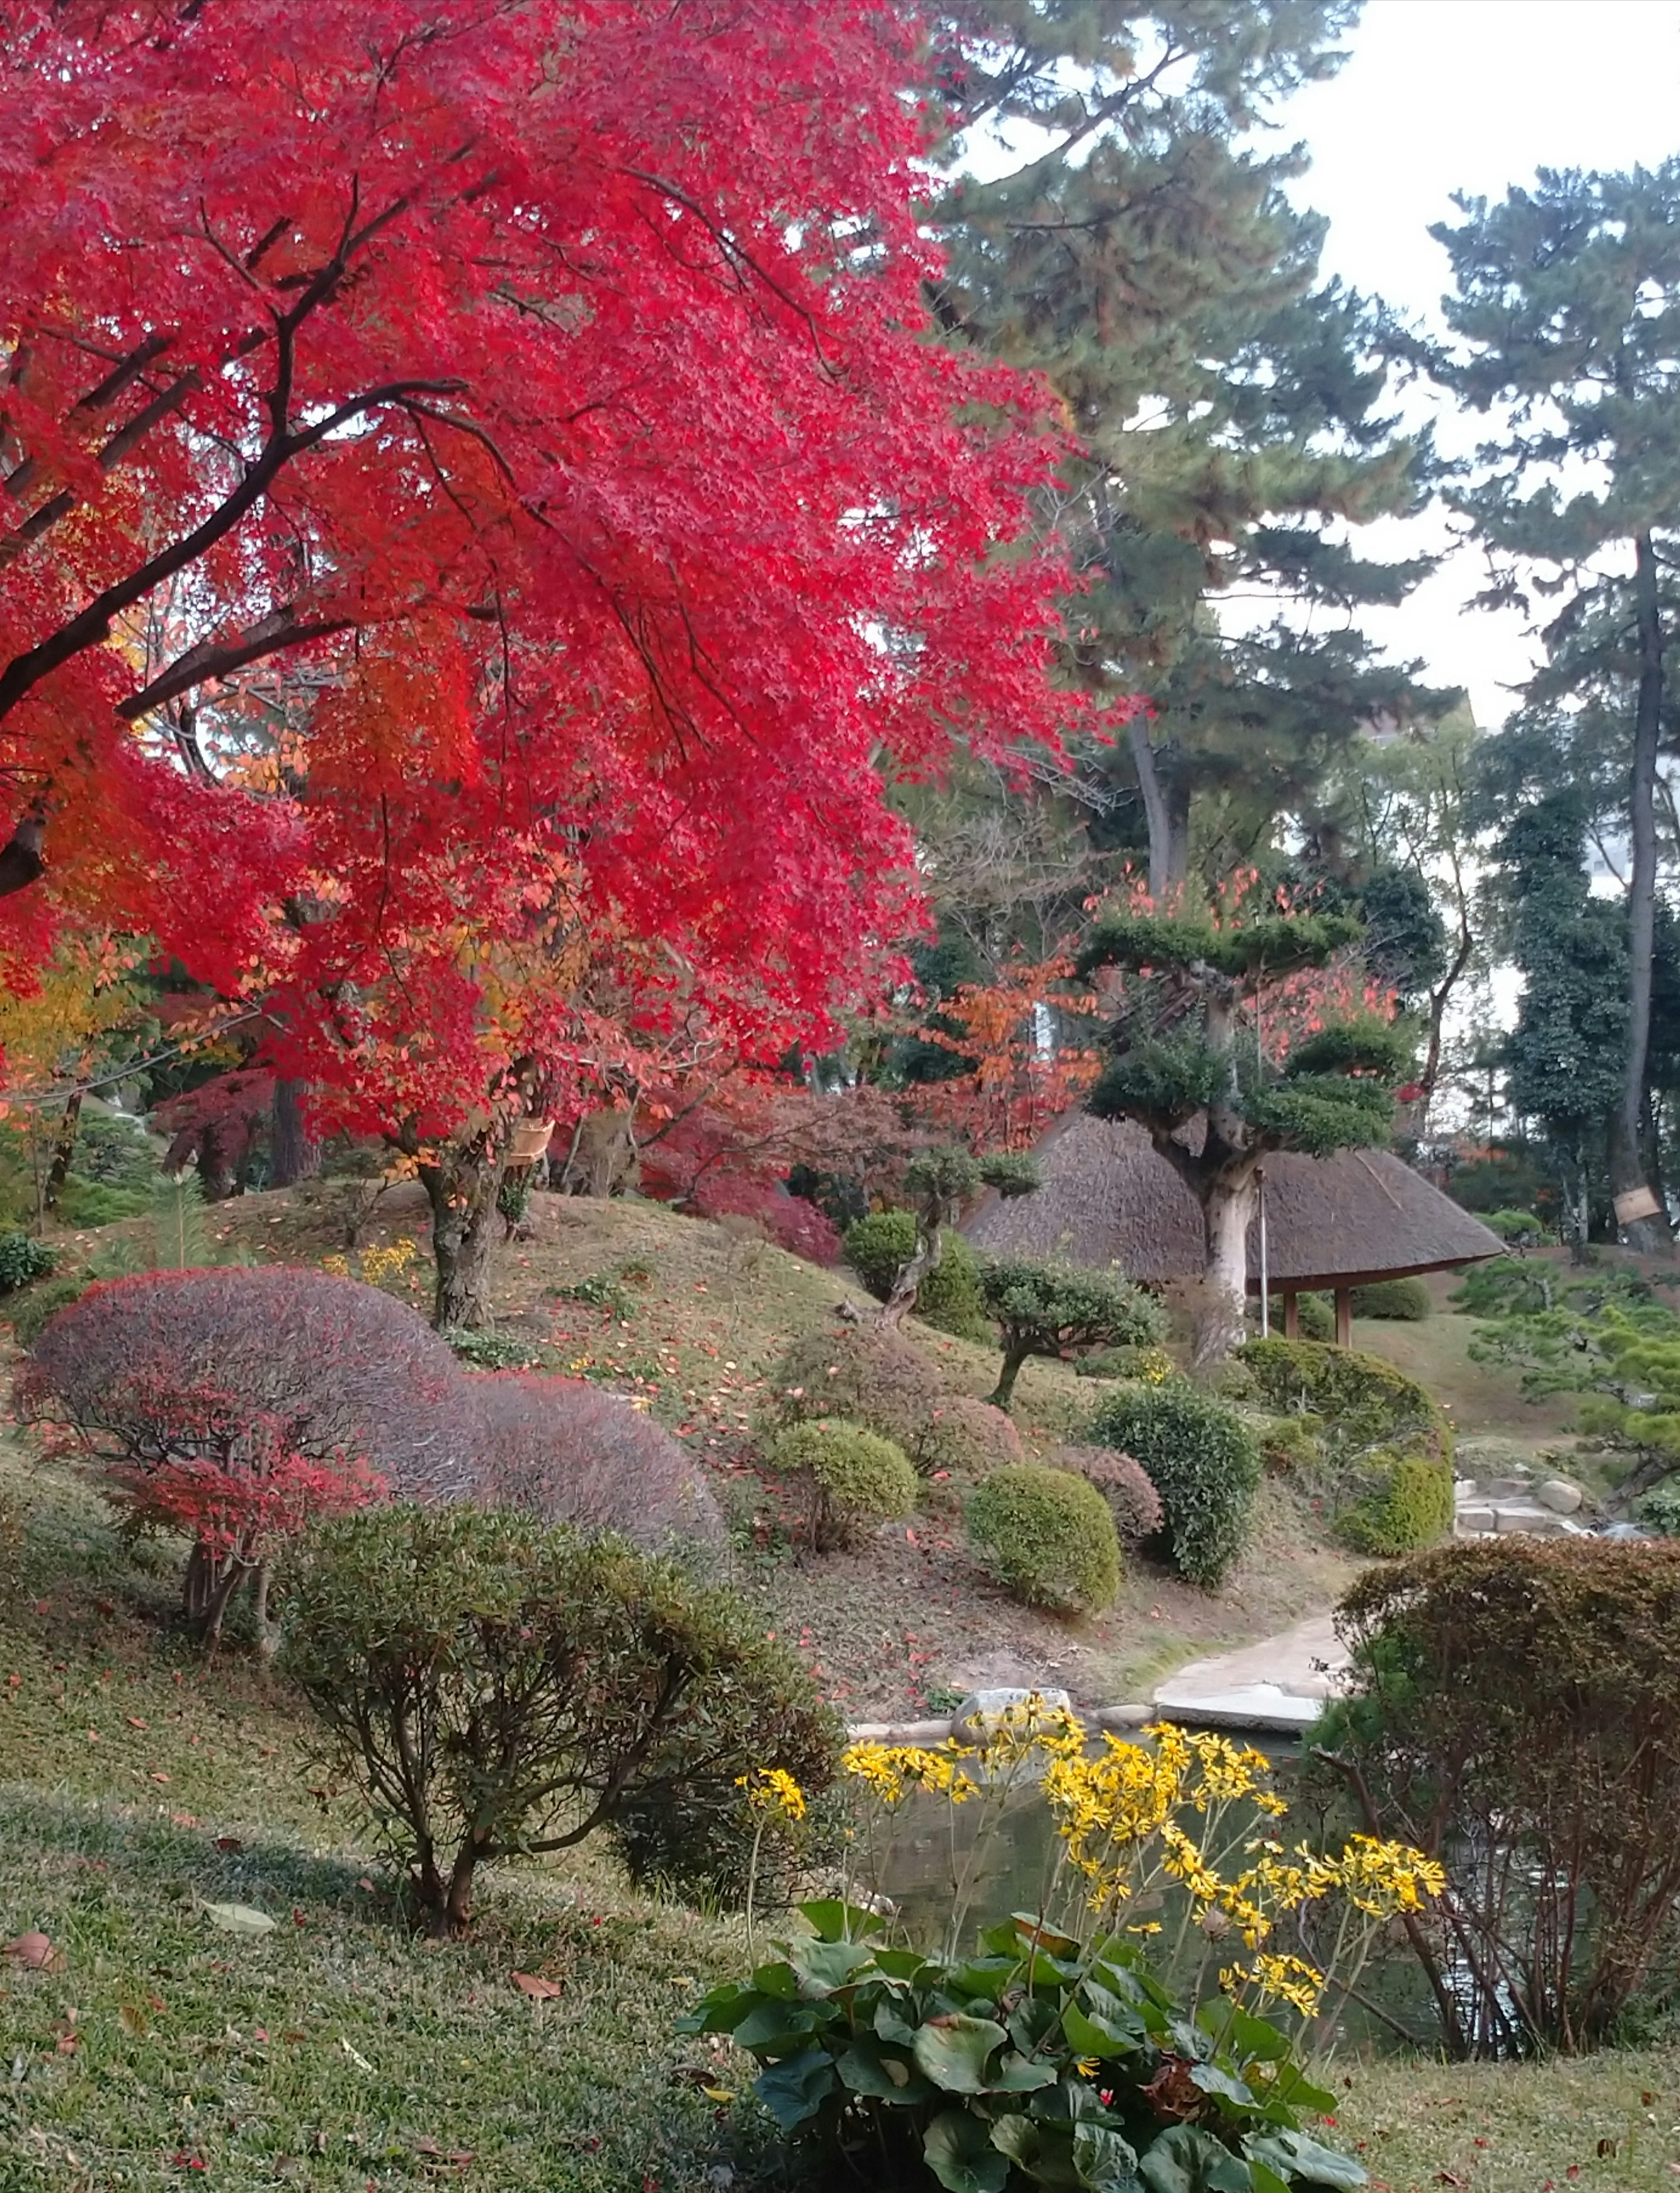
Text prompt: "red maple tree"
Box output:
[[1, 0, 1080, 1312]]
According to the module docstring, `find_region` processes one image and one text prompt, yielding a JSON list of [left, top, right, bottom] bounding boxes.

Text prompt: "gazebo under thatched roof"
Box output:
[[963, 1114, 1502, 1344]]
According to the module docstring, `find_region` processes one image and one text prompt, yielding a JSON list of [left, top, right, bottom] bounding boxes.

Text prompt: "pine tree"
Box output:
[[1078, 894, 1411, 1363], [930, 0, 1438, 892], [1435, 160, 1680, 1249]]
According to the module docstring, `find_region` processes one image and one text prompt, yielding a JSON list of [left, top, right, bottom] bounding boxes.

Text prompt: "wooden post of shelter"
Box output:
[[1282, 1292, 1300, 1339], [1334, 1287, 1353, 1348]]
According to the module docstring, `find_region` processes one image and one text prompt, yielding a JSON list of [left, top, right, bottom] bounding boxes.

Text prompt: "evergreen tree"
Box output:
[[1078, 898, 1411, 1363], [1434, 160, 1680, 1249], [930, 0, 1439, 892]]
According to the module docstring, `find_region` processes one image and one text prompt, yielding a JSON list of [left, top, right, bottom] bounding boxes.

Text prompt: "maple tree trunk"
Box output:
[[42, 1090, 82, 1212], [420, 1145, 507, 1329], [269, 1078, 320, 1189], [879, 1221, 942, 1329], [1611, 529, 1671, 1252], [1194, 1174, 1256, 1369]]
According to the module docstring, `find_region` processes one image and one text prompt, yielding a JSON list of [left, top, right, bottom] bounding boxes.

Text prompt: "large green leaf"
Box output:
[[1063, 2003, 1143, 2060], [1073, 2122, 1142, 2192], [752, 2047, 837, 2133], [1190, 2063, 1261, 2116], [733, 1997, 832, 2052], [925, 2109, 1011, 2193], [1140, 2125, 1255, 2193], [875, 1996, 920, 2048], [1247, 2165, 1292, 2193], [1245, 2130, 1366, 2189], [991, 2050, 1059, 2093], [915, 2014, 1009, 2094], [787, 1933, 878, 1996], [835, 2038, 929, 2106], [798, 1897, 886, 1942]]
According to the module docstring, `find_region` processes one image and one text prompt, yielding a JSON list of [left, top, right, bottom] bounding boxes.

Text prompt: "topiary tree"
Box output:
[[876, 1145, 1039, 1329], [767, 1324, 945, 1451], [976, 1254, 1164, 1410], [766, 1419, 917, 1551], [469, 1373, 724, 1552], [1338, 1451, 1454, 1557], [1088, 1381, 1260, 1588], [844, 1210, 990, 1340], [1078, 901, 1414, 1364], [966, 1464, 1120, 1613], [280, 1504, 841, 1934], [1350, 1276, 1432, 1321]]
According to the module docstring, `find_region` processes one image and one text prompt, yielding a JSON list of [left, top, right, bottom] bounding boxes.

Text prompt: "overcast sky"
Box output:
[[1283, 0, 1680, 728]]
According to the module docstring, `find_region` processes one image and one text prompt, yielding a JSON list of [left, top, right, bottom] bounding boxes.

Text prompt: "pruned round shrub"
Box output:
[[1351, 1276, 1432, 1321], [912, 1394, 1024, 1479], [1237, 1337, 1449, 1464], [966, 1464, 1120, 1612], [20, 1266, 474, 1497], [1484, 1207, 1547, 1245], [0, 1230, 54, 1294], [471, 1372, 724, 1551], [767, 1419, 917, 1551], [1338, 1450, 1454, 1556], [280, 1504, 841, 1929], [1053, 1444, 1164, 1547], [843, 1212, 989, 1339], [5, 1273, 90, 1349], [1272, 1292, 1335, 1342], [768, 1323, 943, 1450], [1088, 1382, 1260, 1588]]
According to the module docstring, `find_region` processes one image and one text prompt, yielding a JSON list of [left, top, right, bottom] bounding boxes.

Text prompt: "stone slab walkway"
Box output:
[[1150, 1614, 1347, 1735]]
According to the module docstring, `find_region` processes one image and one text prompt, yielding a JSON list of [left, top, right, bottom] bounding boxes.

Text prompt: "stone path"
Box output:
[[1150, 1613, 1347, 1735]]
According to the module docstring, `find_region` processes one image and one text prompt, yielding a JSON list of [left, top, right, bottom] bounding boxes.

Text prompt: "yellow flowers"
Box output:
[[322, 1239, 418, 1290], [1223, 1952, 1327, 2021], [1334, 1833, 1446, 1917], [841, 1741, 978, 1808], [737, 1767, 807, 1824]]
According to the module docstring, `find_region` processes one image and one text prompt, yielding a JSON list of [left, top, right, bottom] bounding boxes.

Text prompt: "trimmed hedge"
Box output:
[[1088, 1382, 1260, 1588], [768, 1419, 917, 1551], [1339, 1451, 1455, 1556], [912, 1395, 1023, 1479], [1350, 1276, 1432, 1321], [966, 1464, 1120, 1613], [768, 1324, 943, 1451], [1237, 1337, 1449, 1463]]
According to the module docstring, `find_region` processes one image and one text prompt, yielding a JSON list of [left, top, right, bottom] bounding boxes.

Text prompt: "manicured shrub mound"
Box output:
[[281, 1504, 841, 1927], [20, 1265, 476, 1499], [966, 1464, 1120, 1613], [471, 1373, 724, 1550], [768, 1323, 944, 1450], [913, 1395, 1024, 1479], [1053, 1444, 1163, 1546], [767, 1419, 917, 1550], [1323, 1538, 1680, 2052], [1351, 1275, 1432, 1321], [0, 1231, 54, 1293], [1338, 1451, 1455, 1556], [1238, 1337, 1448, 1460], [1088, 1381, 1260, 1588]]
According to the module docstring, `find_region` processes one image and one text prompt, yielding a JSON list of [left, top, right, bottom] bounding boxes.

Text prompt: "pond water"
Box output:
[[857, 1733, 1431, 2059]]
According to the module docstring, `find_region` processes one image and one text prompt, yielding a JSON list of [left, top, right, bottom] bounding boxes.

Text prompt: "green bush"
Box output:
[[0, 1231, 55, 1294], [1088, 1382, 1260, 1588], [280, 1504, 841, 1931], [1238, 1337, 1449, 1463], [1251, 1410, 1325, 1476], [1638, 1483, 1680, 1537], [911, 1394, 1023, 1479], [1484, 1207, 1547, 1245], [6, 1274, 91, 1349], [1351, 1275, 1432, 1321], [767, 1419, 918, 1551], [1264, 1292, 1334, 1341], [842, 1212, 989, 1340], [1339, 1450, 1455, 1555], [768, 1323, 943, 1450], [965, 1464, 1120, 1612], [55, 1179, 151, 1227]]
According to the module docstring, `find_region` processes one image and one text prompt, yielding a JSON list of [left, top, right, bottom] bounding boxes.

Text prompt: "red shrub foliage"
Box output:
[[108, 1433, 381, 1562], [153, 1069, 275, 1197], [1054, 1445, 1165, 1547], [19, 1267, 476, 1501], [694, 1175, 844, 1265], [470, 1373, 724, 1551]]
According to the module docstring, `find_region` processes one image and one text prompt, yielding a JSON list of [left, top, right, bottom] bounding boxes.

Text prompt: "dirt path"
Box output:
[[1150, 1613, 1346, 1733]]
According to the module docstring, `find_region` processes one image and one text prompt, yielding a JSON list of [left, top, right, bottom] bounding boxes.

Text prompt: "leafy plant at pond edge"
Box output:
[[686, 1699, 1439, 2189]]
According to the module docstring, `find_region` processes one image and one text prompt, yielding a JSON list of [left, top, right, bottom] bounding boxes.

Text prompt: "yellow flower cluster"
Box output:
[[841, 1741, 978, 1809], [322, 1239, 418, 1290], [1334, 1833, 1446, 1917], [1222, 1952, 1327, 2020], [736, 1766, 807, 1824]]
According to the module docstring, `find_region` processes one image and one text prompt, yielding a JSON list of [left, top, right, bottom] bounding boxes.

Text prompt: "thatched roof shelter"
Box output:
[[964, 1115, 1501, 1341]]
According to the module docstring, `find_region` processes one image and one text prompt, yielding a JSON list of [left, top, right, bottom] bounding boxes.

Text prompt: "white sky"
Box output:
[[1281, 0, 1680, 729]]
